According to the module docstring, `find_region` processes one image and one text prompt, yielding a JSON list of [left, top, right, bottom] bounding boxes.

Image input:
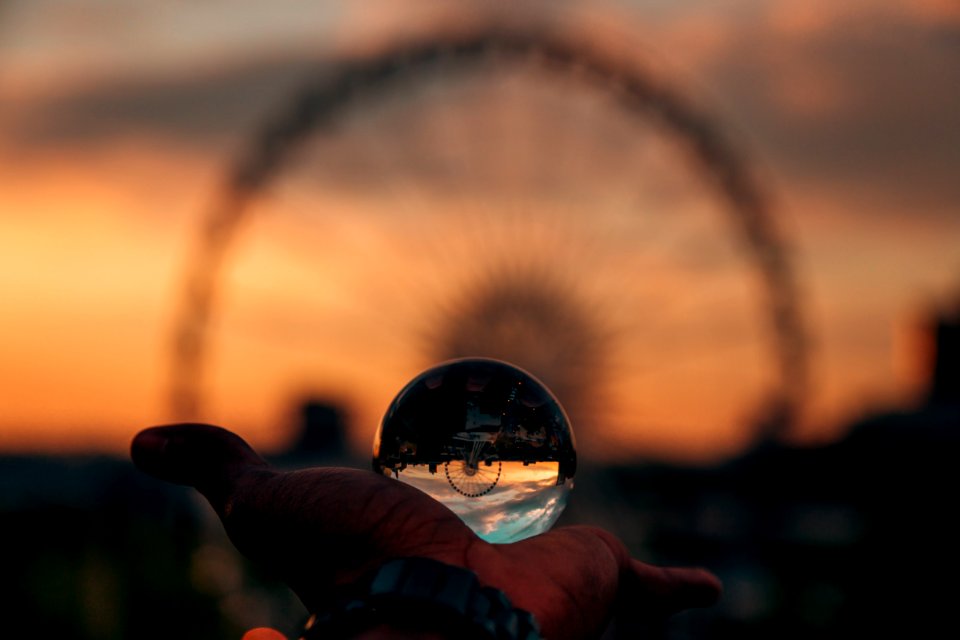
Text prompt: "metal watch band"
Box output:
[[301, 557, 542, 640]]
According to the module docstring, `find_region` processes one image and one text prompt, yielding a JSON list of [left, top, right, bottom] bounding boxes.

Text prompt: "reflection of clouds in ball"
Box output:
[[392, 461, 572, 543], [470, 486, 568, 544]]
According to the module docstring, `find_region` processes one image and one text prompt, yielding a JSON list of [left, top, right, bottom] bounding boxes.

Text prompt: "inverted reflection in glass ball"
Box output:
[[373, 358, 577, 543]]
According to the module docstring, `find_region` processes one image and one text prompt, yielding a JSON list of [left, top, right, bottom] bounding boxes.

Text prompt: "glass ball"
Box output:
[[373, 358, 577, 543]]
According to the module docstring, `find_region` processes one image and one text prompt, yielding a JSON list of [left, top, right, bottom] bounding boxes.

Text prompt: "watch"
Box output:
[[300, 557, 542, 640]]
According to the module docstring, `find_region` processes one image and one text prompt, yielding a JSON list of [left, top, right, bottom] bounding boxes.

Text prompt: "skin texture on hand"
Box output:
[[131, 424, 721, 640]]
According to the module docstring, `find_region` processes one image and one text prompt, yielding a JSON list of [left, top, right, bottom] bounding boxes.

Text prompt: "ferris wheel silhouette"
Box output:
[[170, 24, 808, 455]]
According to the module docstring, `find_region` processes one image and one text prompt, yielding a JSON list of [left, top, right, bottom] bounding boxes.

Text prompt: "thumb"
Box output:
[[627, 560, 723, 615], [130, 423, 270, 511], [581, 526, 722, 615]]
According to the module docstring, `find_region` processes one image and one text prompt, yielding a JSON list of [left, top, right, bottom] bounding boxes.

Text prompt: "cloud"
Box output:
[[6, 1, 955, 215], [695, 2, 960, 209], [4, 54, 325, 149]]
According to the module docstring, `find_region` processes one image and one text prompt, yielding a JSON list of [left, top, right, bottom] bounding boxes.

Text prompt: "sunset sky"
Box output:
[[1, 0, 958, 462]]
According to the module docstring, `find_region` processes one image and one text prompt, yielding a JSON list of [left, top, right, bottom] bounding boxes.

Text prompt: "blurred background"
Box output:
[[1, 0, 958, 637]]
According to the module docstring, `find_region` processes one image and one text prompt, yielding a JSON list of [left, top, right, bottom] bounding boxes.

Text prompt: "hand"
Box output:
[[131, 424, 720, 639]]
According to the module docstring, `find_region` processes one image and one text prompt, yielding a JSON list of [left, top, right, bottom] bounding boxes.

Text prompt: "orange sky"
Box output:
[[1, 0, 958, 463]]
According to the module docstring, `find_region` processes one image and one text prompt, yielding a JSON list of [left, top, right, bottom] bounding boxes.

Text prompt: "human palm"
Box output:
[[132, 424, 720, 639]]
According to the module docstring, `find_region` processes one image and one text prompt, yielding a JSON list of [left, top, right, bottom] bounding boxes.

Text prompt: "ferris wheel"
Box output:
[[170, 23, 808, 457], [444, 431, 502, 498]]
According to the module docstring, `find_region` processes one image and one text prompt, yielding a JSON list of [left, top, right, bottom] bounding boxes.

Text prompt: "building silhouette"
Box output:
[[568, 301, 960, 638]]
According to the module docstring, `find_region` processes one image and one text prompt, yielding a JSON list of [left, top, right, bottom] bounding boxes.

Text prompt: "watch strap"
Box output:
[[301, 557, 541, 640]]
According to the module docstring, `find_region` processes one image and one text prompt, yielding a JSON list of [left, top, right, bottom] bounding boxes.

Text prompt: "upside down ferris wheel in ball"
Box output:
[[444, 432, 502, 498], [170, 23, 808, 460]]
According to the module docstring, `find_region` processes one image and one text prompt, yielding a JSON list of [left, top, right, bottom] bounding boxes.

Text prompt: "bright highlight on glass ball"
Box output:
[[373, 358, 577, 543]]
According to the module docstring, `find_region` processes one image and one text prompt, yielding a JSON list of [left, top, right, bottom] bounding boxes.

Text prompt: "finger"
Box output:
[[242, 628, 287, 640], [130, 423, 270, 509], [580, 526, 721, 614], [628, 560, 722, 614]]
